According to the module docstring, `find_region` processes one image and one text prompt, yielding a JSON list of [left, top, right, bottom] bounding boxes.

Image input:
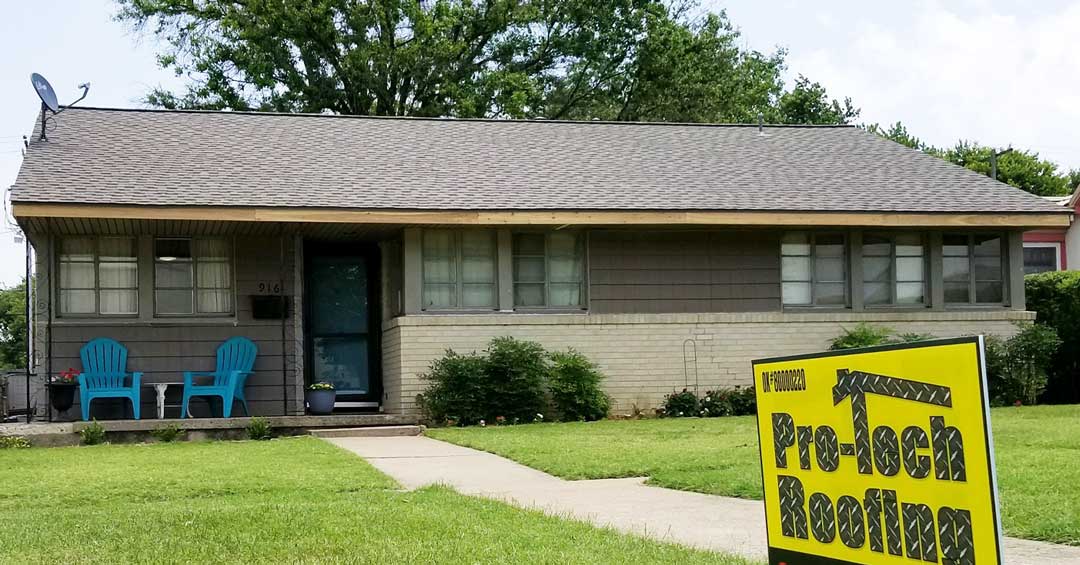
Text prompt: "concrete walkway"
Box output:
[[327, 436, 1080, 565]]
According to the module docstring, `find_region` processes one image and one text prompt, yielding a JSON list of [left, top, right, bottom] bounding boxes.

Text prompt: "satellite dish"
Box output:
[[29, 73, 90, 141], [31, 73, 59, 113]]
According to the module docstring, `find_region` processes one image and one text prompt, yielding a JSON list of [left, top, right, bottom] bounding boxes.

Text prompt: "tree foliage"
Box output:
[[116, 0, 854, 124], [866, 121, 1079, 197], [0, 281, 27, 370]]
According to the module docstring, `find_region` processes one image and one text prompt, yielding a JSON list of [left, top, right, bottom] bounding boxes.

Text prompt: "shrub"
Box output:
[[150, 423, 185, 443], [1025, 271, 1080, 403], [661, 389, 699, 417], [698, 389, 733, 417], [246, 417, 273, 440], [986, 323, 1061, 406], [830, 324, 936, 350], [307, 382, 335, 391], [728, 386, 757, 416], [829, 323, 895, 350], [483, 337, 550, 424], [80, 420, 107, 446], [416, 350, 489, 426], [0, 435, 31, 449], [549, 349, 610, 421]]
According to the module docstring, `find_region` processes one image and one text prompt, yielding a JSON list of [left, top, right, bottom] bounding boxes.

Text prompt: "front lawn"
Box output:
[[428, 404, 1080, 546], [0, 437, 750, 564]]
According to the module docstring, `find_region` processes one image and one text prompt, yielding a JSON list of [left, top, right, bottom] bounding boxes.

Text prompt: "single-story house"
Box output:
[[1022, 188, 1080, 273], [10, 107, 1071, 419]]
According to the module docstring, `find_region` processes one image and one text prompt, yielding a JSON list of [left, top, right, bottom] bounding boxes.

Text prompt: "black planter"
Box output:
[[306, 389, 336, 415], [48, 383, 78, 413]]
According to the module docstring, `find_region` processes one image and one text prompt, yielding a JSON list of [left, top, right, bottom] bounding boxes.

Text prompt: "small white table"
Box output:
[[147, 382, 187, 419]]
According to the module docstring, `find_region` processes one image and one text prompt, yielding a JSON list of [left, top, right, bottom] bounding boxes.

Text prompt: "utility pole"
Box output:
[[990, 148, 1014, 181]]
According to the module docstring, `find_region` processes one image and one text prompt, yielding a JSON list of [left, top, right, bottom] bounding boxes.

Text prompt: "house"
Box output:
[[1022, 188, 1080, 273], [10, 107, 1071, 419]]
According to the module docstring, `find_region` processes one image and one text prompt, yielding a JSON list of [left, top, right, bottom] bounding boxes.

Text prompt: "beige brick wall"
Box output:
[[381, 310, 1034, 417]]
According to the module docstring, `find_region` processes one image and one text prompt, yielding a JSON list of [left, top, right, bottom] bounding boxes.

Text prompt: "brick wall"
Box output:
[[382, 310, 1033, 416]]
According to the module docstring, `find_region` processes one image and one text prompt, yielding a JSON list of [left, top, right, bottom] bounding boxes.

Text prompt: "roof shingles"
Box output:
[[10, 107, 1067, 215]]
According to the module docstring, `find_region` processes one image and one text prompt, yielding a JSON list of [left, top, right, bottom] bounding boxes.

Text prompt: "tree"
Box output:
[[117, 0, 855, 124], [863, 121, 929, 151], [0, 281, 27, 370], [775, 75, 860, 125]]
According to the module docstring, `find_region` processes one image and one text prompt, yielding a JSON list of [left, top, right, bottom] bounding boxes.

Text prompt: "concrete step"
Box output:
[[310, 425, 423, 438]]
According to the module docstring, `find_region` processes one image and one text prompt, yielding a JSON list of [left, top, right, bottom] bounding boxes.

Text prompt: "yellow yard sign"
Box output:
[[752, 337, 1001, 565]]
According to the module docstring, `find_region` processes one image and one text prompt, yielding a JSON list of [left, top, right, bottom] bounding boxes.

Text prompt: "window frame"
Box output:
[[861, 233, 929, 308], [511, 230, 588, 311], [152, 236, 236, 317], [56, 236, 139, 318], [781, 232, 849, 308], [1022, 242, 1061, 274], [943, 232, 1007, 307], [420, 229, 498, 312]]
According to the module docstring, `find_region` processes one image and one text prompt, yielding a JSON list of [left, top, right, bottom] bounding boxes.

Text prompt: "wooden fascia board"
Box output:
[[11, 203, 1072, 228]]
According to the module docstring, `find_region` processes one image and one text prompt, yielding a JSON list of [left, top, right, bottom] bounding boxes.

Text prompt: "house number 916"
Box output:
[[258, 282, 282, 294]]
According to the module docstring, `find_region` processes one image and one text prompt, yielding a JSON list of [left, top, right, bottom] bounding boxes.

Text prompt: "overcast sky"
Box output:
[[1, 0, 1078, 287]]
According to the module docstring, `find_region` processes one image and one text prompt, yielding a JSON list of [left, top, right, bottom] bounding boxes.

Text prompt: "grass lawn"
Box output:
[[428, 404, 1080, 546], [0, 437, 752, 564]]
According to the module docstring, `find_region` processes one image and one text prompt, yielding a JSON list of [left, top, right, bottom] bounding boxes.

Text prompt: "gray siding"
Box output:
[[589, 230, 782, 314], [34, 235, 302, 419]]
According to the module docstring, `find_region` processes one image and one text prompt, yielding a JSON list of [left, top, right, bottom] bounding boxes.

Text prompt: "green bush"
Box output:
[[416, 350, 489, 426], [80, 421, 107, 446], [660, 389, 699, 417], [483, 337, 550, 424], [1025, 271, 1080, 403], [830, 323, 934, 350], [667, 387, 756, 418], [829, 323, 895, 350], [418, 337, 594, 426], [0, 435, 31, 449], [548, 349, 610, 421], [246, 417, 273, 441], [150, 423, 185, 443], [986, 323, 1061, 406]]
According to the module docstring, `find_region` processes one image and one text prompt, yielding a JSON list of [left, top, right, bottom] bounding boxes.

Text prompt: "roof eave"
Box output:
[[11, 203, 1072, 229]]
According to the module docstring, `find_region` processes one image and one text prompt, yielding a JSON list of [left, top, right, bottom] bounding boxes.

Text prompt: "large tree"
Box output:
[[117, 0, 854, 124]]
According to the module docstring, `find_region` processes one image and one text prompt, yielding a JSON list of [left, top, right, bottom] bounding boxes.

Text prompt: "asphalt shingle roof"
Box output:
[[9, 107, 1067, 215]]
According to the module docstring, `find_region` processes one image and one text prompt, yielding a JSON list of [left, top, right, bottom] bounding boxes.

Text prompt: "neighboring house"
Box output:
[[9, 108, 1071, 418], [1022, 188, 1080, 273]]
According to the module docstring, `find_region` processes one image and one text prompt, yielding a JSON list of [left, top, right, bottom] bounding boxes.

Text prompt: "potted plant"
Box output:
[[48, 368, 79, 414], [305, 382, 336, 415]]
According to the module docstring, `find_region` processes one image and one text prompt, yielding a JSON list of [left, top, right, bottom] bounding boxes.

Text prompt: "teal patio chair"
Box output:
[[78, 338, 142, 421], [181, 337, 257, 418]]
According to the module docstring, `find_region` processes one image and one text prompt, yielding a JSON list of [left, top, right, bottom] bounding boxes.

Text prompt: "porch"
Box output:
[[16, 216, 406, 423]]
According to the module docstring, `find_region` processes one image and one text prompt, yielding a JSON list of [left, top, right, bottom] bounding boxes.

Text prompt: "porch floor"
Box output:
[[1, 414, 418, 447]]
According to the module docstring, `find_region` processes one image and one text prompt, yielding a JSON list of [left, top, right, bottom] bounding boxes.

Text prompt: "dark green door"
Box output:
[[305, 248, 379, 408]]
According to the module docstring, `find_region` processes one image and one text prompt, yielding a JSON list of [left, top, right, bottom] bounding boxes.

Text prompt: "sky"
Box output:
[[1, 0, 1078, 288]]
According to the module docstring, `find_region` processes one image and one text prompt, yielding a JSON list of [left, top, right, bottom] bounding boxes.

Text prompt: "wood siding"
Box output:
[[589, 230, 782, 314], [34, 235, 302, 418]]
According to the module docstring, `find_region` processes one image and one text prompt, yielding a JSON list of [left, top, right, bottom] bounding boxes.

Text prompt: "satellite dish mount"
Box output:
[[30, 73, 90, 141]]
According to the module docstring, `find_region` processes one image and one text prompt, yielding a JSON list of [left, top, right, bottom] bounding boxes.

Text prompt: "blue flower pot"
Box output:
[[306, 389, 336, 415]]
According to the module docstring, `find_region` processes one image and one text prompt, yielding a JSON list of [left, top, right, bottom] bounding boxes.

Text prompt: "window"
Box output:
[[58, 237, 138, 316], [421, 230, 497, 309], [943, 234, 1004, 305], [781, 232, 847, 306], [1023, 243, 1061, 274], [512, 231, 585, 308], [154, 238, 233, 315], [862, 233, 927, 306]]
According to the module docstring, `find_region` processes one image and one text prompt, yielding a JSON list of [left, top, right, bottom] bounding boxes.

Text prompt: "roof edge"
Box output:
[[52, 105, 857, 129], [12, 203, 1071, 229]]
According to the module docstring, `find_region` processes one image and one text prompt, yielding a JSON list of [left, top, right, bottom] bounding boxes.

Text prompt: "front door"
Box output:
[[305, 244, 380, 409]]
